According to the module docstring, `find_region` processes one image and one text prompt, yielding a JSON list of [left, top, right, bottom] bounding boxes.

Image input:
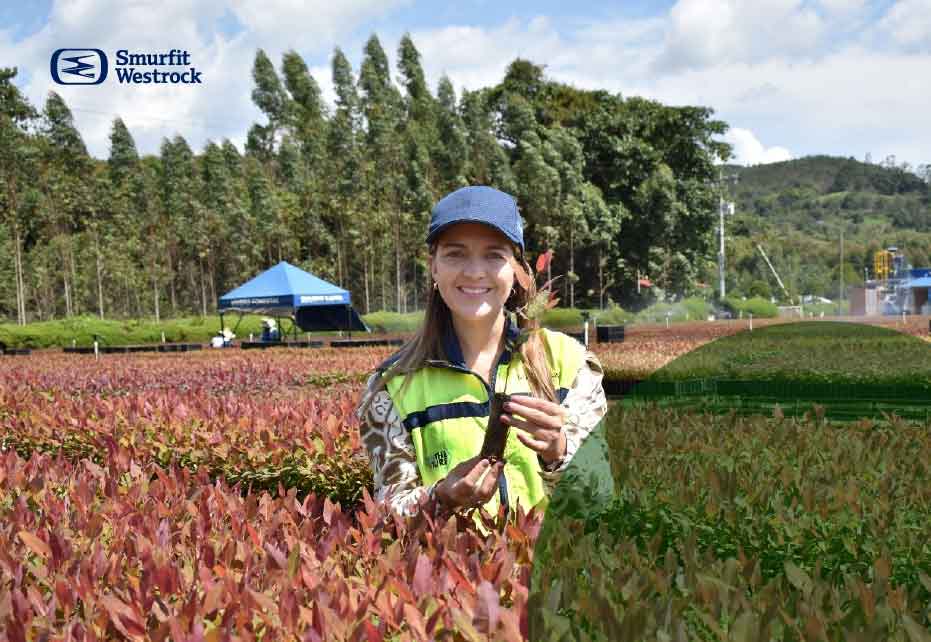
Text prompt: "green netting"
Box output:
[[624, 377, 931, 421]]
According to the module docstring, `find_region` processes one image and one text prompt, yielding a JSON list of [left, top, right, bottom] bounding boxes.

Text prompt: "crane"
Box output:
[[756, 243, 794, 304]]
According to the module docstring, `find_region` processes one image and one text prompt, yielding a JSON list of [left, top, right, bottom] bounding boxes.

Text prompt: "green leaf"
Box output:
[[785, 561, 814, 595]]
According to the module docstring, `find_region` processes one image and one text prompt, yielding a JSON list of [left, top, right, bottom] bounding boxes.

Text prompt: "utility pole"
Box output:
[[719, 196, 725, 300], [839, 227, 844, 303], [718, 171, 739, 300]]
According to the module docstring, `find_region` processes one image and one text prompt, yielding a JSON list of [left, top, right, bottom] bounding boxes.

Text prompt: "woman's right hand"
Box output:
[[435, 456, 504, 510]]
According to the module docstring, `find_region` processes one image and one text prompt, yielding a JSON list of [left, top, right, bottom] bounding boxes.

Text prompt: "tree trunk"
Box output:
[[395, 216, 402, 314], [380, 245, 386, 313], [208, 258, 216, 313], [598, 248, 604, 311], [569, 228, 575, 309], [63, 241, 73, 318], [363, 245, 370, 314], [199, 257, 207, 317], [132, 276, 141, 318], [336, 240, 342, 288], [152, 253, 160, 323], [168, 250, 177, 315], [95, 231, 104, 319], [94, 232, 103, 319], [412, 251, 417, 312], [69, 243, 79, 316], [13, 224, 26, 325]]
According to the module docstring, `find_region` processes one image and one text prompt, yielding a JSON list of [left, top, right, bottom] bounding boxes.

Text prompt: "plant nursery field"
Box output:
[[1, 319, 930, 640]]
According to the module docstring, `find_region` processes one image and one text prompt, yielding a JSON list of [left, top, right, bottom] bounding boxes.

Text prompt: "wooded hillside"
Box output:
[[716, 156, 931, 302]]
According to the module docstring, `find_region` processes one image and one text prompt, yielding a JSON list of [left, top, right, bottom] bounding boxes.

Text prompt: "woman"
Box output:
[[355, 185, 607, 519]]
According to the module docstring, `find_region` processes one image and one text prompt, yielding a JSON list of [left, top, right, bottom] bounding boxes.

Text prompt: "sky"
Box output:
[[3, 0, 930, 168]]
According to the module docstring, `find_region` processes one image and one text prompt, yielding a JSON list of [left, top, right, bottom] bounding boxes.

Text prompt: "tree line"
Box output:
[[0, 35, 730, 325]]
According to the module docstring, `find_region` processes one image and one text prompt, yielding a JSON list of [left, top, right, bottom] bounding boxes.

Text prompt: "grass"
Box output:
[[724, 296, 779, 318], [634, 297, 712, 323], [0, 314, 347, 349], [0, 306, 641, 348], [802, 300, 850, 317]]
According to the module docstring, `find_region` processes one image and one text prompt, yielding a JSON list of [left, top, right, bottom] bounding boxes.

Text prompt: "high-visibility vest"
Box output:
[[379, 319, 586, 517]]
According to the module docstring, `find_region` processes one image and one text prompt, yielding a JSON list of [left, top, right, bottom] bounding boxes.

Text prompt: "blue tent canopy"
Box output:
[[218, 261, 367, 333]]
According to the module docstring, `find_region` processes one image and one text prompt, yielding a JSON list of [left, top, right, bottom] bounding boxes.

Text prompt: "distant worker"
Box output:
[[211, 328, 234, 348], [260, 318, 279, 342]]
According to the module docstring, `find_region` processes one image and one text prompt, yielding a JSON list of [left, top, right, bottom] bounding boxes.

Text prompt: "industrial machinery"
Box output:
[[873, 249, 893, 281], [868, 247, 912, 315]]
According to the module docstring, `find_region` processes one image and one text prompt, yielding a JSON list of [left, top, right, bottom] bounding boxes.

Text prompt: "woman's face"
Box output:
[[430, 222, 516, 323]]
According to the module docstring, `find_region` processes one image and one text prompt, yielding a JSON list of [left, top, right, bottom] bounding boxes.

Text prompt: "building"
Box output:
[[850, 286, 880, 316], [903, 268, 931, 314]]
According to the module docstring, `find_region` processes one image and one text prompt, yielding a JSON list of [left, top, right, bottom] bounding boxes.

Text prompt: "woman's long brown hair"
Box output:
[[359, 243, 557, 416]]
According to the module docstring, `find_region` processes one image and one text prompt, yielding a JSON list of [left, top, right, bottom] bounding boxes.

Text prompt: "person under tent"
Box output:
[[260, 318, 280, 342], [211, 328, 235, 348]]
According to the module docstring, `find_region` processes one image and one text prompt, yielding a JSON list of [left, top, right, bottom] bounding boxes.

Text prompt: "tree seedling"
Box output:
[[480, 249, 561, 463]]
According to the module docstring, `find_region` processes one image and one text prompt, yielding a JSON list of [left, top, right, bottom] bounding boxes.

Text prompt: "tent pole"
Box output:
[[232, 312, 245, 335], [347, 304, 351, 340]]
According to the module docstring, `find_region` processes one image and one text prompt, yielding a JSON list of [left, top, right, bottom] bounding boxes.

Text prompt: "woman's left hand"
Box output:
[[501, 394, 567, 465]]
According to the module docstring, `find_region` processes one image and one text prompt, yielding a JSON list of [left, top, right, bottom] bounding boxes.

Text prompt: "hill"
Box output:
[[701, 156, 931, 302]]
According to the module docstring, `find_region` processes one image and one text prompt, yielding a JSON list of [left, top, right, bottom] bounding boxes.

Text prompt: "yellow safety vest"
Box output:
[[378, 317, 586, 518]]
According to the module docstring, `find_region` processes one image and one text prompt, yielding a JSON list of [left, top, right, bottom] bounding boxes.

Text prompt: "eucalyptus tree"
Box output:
[[397, 34, 439, 310], [325, 47, 367, 299], [0, 67, 38, 324], [280, 50, 330, 274], [214, 139, 258, 285], [360, 35, 405, 311], [41, 92, 92, 317], [460, 89, 517, 194], [435, 76, 468, 192], [246, 49, 288, 161], [158, 135, 203, 313]]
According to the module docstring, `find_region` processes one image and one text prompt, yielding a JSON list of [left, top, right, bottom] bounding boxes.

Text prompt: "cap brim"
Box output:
[[426, 219, 522, 249]]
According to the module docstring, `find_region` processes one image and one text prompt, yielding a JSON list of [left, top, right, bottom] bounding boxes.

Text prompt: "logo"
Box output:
[[51, 49, 108, 85], [427, 449, 449, 469], [50, 48, 204, 86]]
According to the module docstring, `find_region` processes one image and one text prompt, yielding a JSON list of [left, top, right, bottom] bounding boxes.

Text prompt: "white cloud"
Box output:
[[3, 0, 405, 157], [228, 0, 411, 52], [654, 0, 824, 72], [6, 1, 930, 169], [408, 18, 563, 93], [723, 127, 792, 164], [877, 0, 931, 49], [403, 11, 930, 167], [818, 0, 868, 14]]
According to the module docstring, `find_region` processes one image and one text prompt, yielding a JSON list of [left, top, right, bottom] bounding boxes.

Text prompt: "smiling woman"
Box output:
[[355, 185, 607, 522]]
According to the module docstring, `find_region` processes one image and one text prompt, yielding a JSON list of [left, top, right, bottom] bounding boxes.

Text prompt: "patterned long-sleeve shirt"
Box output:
[[355, 350, 608, 517]]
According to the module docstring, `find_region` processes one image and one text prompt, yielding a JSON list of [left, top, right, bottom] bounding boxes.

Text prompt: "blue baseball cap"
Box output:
[[426, 185, 524, 251]]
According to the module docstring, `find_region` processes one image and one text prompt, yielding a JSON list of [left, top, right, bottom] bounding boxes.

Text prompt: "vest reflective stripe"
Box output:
[[384, 329, 586, 516]]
